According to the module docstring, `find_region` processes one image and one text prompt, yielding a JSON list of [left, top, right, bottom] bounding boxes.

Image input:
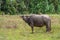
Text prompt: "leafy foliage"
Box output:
[[0, 0, 60, 14]]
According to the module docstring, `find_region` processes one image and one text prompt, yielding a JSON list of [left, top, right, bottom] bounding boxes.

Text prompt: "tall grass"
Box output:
[[0, 14, 60, 40]]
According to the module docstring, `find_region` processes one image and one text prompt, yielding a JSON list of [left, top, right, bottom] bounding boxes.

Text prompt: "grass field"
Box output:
[[0, 14, 60, 40]]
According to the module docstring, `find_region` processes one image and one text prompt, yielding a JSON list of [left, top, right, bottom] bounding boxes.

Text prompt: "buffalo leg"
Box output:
[[46, 21, 51, 32], [30, 24, 34, 33], [31, 27, 34, 33], [30, 23, 34, 33]]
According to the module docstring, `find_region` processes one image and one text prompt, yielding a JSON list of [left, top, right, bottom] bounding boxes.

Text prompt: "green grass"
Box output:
[[0, 14, 60, 40]]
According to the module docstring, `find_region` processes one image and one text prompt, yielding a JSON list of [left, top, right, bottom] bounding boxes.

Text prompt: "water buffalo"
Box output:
[[21, 14, 51, 33]]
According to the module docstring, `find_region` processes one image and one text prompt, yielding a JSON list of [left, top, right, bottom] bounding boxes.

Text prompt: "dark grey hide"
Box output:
[[21, 14, 51, 33]]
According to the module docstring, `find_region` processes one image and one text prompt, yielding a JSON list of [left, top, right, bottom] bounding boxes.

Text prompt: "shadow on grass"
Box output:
[[19, 31, 50, 36]]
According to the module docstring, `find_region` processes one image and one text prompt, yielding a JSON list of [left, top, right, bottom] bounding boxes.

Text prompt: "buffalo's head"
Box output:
[[21, 15, 30, 22]]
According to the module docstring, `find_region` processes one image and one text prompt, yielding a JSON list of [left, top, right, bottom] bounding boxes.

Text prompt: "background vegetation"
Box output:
[[0, 0, 60, 15]]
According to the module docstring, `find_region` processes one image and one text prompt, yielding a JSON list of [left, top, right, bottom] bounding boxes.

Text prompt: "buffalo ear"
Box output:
[[20, 15, 24, 18]]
